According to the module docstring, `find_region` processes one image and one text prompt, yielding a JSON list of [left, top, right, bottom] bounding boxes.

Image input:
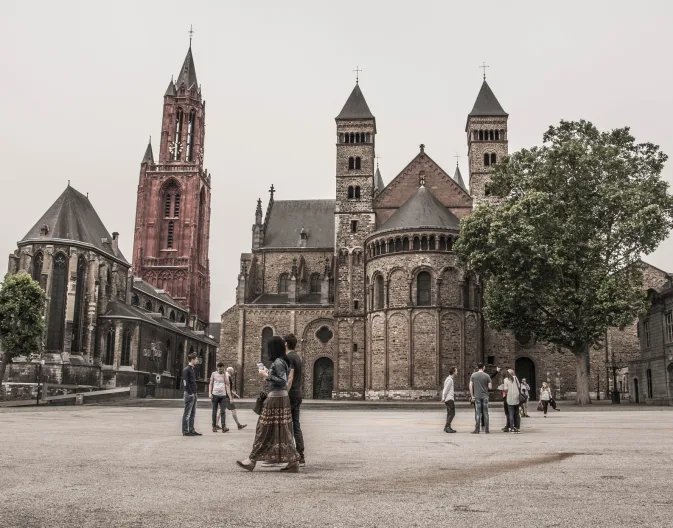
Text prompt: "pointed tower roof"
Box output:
[[469, 80, 508, 117], [20, 186, 128, 263], [176, 46, 198, 89], [164, 77, 176, 97], [336, 84, 375, 120], [374, 166, 385, 193], [142, 138, 154, 164], [453, 164, 466, 191], [375, 185, 460, 235]]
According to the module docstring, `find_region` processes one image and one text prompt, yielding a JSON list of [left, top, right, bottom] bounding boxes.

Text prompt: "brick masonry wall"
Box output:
[[255, 250, 333, 296], [467, 116, 508, 206]]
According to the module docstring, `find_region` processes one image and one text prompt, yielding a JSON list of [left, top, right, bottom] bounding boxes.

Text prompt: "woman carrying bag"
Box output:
[[504, 369, 522, 433], [539, 382, 552, 417], [237, 336, 301, 473]]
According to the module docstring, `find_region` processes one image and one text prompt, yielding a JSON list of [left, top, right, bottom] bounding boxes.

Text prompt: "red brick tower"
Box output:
[[132, 43, 211, 329]]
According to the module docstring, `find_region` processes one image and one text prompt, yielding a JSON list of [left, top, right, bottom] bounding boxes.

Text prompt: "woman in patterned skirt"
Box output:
[[236, 336, 300, 472]]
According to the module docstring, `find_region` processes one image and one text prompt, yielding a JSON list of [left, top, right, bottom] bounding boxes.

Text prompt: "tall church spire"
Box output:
[[336, 84, 375, 122], [468, 80, 508, 119], [176, 46, 198, 90]]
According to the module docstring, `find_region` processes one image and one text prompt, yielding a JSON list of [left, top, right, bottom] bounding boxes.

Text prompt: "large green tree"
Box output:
[[455, 120, 673, 404], [0, 273, 46, 386]]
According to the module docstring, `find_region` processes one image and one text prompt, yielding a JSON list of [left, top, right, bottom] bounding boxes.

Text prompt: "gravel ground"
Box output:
[[0, 405, 671, 527]]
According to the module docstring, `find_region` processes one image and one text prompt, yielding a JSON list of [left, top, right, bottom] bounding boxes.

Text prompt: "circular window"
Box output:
[[316, 326, 334, 344]]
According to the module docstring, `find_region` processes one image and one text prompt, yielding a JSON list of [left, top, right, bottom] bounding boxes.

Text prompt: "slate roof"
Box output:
[[176, 47, 198, 89], [164, 79, 176, 97], [469, 80, 508, 117], [101, 301, 217, 346], [208, 322, 221, 343], [264, 200, 335, 249], [142, 140, 154, 163], [249, 293, 324, 305], [374, 166, 385, 192], [132, 277, 187, 313], [21, 185, 128, 263], [453, 164, 466, 191], [375, 185, 461, 235], [336, 84, 375, 120]]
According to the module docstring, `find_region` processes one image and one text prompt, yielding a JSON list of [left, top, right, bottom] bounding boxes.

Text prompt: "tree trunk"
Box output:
[[0, 351, 10, 394], [574, 343, 592, 405]]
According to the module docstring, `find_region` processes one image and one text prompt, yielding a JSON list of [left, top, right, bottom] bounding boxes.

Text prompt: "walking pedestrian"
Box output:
[[441, 367, 457, 433], [284, 334, 305, 467], [209, 363, 232, 433], [236, 336, 300, 472], [504, 369, 522, 433], [520, 378, 531, 417], [214, 367, 246, 430], [539, 382, 552, 417], [182, 353, 201, 437], [469, 363, 492, 434]]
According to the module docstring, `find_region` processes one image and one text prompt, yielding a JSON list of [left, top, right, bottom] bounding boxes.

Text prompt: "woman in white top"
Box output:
[[539, 382, 552, 416], [504, 369, 522, 433]]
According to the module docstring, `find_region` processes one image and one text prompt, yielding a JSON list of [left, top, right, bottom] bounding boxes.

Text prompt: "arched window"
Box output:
[[479, 130, 484, 140], [279, 273, 289, 293], [165, 339, 171, 371], [489, 130, 494, 140], [355, 157, 361, 170], [495, 130, 500, 140], [395, 238, 402, 252], [310, 273, 321, 294], [169, 310, 176, 322], [355, 133, 360, 143], [376, 275, 385, 310], [145, 300, 153, 312], [165, 193, 171, 217], [174, 109, 184, 160], [131, 294, 139, 307], [174, 194, 181, 217], [355, 186, 361, 199], [366, 133, 370, 142], [646, 369, 653, 398], [402, 237, 409, 251], [32, 252, 43, 284], [158, 306, 165, 316], [186, 110, 196, 161], [71, 255, 87, 353], [380, 241, 386, 255], [105, 327, 115, 365], [463, 277, 471, 309], [349, 132, 354, 143], [428, 236, 435, 250], [491, 153, 497, 165], [413, 237, 420, 250], [447, 237, 454, 251], [348, 186, 354, 199], [197, 188, 206, 264], [180, 314, 186, 323], [261, 327, 273, 367], [120, 328, 132, 367], [484, 153, 490, 167], [417, 271, 431, 306], [167, 220, 174, 248], [46, 252, 68, 351], [439, 236, 447, 251], [388, 239, 394, 253], [348, 157, 355, 170], [421, 236, 428, 250]]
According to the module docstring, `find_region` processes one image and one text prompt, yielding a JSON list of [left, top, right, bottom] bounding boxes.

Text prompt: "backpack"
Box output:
[[516, 378, 528, 403]]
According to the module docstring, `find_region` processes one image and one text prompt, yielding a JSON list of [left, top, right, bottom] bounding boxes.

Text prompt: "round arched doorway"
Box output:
[[313, 357, 334, 400], [515, 357, 536, 400]]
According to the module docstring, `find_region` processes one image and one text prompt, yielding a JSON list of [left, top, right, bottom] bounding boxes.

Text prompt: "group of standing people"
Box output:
[[441, 362, 559, 433]]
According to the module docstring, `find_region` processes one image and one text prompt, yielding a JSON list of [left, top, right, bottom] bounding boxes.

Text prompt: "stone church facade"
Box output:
[[220, 80, 668, 401]]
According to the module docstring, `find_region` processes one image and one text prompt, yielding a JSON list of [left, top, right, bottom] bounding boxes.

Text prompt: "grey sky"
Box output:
[[1, 1, 672, 320]]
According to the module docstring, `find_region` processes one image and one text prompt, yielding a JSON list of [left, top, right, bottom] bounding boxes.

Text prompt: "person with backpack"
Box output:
[[504, 369, 522, 433]]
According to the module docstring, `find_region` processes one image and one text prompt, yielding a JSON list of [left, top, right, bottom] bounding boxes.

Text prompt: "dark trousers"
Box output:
[[289, 394, 304, 456], [212, 394, 228, 427], [542, 400, 549, 415], [507, 403, 521, 430], [503, 400, 511, 429], [445, 400, 456, 428], [182, 393, 196, 433]]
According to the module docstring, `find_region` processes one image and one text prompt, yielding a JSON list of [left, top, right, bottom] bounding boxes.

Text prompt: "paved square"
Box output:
[[0, 405, 671, 527]]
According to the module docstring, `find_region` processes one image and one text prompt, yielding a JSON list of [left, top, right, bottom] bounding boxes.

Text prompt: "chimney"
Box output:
[[111, 232, 119, 253]]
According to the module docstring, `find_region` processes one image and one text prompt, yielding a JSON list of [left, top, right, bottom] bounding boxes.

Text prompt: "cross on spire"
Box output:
[[375, 154, 382, 168], [269, 184, 275, 201], [353, 65, 362, 84], [479, 62, 489, 80], [188, 24, 194, 47], [454, 153, 461, 166]]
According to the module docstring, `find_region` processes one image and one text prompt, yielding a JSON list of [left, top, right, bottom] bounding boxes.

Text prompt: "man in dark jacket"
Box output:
[[182, 353, 201, 436], [284, 334, 305, 467]]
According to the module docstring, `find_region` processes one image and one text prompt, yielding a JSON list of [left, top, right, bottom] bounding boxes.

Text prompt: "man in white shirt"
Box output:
[[441, 367, 457, 433]]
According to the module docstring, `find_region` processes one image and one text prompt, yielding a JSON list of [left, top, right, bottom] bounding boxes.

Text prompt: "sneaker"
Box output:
[[182, 432, 195, 436], [238, 424, 247, 430], [192, 431, 202, 436], [471, 429, 479, 434], [502, 427, 510, 433], [299, 456, 306, 467], [515, 429, 521, 434], [484, 429, 490, 434], [446, 427, 457, 433], [221, 427, 230, 433], [212, 426, 218, 433]]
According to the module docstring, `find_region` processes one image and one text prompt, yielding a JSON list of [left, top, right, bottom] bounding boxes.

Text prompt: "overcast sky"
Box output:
[[1, 1, 672, 320]]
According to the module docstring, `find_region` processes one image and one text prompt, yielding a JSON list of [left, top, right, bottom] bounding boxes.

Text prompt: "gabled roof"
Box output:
[[142, 140, 154, 164], [176, 47, 198, 89], [132, 277, 187, 313], [336, 84, 375, 120], [468, 80, 508, 117], [374, 166, 385, 192], [375, 185, 460, 235], [453, 164, 466, 191], [21, 185, 128, 263], [264, 200, 335, 249]]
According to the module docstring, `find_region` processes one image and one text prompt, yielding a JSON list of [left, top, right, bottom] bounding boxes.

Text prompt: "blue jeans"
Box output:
[[508, 402, 521, 430], [182, 393, 197, 433], [474, 397, 489, 431]]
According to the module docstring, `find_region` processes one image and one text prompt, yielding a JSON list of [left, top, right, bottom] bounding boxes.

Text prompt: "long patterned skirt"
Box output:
[[249, 390, 300, 463]]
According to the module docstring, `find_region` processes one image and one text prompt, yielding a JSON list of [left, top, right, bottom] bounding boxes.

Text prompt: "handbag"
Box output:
[[253, 391, 267, 415], [537, 401, 544, 412]]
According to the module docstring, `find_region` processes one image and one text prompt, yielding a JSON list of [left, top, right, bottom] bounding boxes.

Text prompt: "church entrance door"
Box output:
[[515, 357, 536, 400], [313, 357, 334, 400]]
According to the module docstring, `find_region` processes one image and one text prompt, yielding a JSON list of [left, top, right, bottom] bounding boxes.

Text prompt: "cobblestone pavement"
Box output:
[[1, 405, 671, 527]]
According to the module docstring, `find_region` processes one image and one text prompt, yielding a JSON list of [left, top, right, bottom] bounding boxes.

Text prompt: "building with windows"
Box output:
[[630, 276, 673, 405]]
